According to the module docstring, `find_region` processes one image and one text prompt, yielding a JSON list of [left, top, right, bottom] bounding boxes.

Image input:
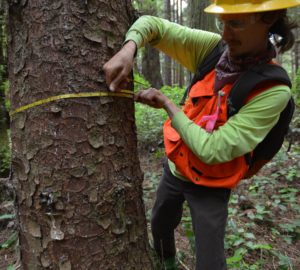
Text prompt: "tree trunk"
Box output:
[[8, 1, 153, 269], [0, 0, 9, 178], [189, 0, 215, 31], [138, 3, 164, 89], [178, 0, 184, 87], [142, 44, 163, 89], [163, 0, 172, 86], [294, 28, 300, 72]]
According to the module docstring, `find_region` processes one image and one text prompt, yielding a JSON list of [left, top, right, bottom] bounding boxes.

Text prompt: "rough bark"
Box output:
[[8, 0, 153, 269]]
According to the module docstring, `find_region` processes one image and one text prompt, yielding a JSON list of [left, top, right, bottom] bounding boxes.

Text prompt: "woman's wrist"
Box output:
[[163, 99, 180, 119], [122, 40, 137, 58]]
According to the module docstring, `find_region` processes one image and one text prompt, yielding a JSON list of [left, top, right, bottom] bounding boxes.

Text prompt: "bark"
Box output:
[[0, 1, 9, 178], [189, 0, 215, 31], [139, 4, 163, 89], [294, 28, 300, 72], [142, 44, 163, 89], [163, 0, 172, 86], [178, 0, 184, 87], [8, 0, 153, 269]]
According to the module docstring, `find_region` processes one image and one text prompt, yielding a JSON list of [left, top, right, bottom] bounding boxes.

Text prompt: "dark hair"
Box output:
[[262, 9, 298, 53]]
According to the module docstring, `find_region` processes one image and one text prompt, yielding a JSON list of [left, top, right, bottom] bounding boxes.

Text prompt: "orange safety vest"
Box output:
[[163, 69, 278, 189]]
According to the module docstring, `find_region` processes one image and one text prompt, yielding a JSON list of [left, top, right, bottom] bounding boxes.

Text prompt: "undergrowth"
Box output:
[[143, 145, 300, 270]]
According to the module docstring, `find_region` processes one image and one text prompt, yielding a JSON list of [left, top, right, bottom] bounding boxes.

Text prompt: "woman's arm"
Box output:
[[171, 85, 291, 164], [125, 15, 221, 73]]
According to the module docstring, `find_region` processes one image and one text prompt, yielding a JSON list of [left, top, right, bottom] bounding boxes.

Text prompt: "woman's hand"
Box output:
[[135, 88, 180, 119], [103, 41, 137, 92]]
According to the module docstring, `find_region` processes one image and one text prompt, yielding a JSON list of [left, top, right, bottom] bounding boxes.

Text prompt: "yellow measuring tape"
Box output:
[[9, 90, 134, 117]]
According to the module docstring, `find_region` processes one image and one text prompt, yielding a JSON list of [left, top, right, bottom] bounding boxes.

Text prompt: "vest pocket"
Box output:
[[189, 154, 244, 178], [163, 119, 181, 142]]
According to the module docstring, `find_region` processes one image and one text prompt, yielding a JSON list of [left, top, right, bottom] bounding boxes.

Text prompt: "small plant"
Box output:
[[0, 231, 18, 250], [0, 145, 11, 176]]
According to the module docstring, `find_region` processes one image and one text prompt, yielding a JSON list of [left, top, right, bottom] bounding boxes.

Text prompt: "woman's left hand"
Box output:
[[135, 88, 180, 119], [134, 88, 170, 109]]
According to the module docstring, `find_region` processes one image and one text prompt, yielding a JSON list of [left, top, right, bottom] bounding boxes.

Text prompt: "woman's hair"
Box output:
[[262, 9, 298, 53]]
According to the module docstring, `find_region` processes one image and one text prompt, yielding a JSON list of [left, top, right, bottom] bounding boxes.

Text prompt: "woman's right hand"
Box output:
[[103, 40, 137, 92]]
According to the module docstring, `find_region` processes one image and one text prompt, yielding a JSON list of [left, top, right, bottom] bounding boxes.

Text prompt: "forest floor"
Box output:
[[0, 143, 299, 270], [140, 143, 300, 270]]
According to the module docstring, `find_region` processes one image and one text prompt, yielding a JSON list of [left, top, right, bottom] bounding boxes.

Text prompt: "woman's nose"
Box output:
[[222, 23, 233, 41]]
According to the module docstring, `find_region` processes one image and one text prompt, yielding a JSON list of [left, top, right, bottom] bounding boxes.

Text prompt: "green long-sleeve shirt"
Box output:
[[125, 15, 291, 181]]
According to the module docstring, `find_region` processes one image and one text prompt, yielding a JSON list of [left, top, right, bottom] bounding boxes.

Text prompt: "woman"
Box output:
[[103, 1, 299, 269]]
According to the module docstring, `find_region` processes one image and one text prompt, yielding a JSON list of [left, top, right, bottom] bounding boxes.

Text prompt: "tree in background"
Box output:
[[163, 0, 172, 86], [142, 43, 164, 89], [0, 0, 9, 178], [291, 8, 300, 73], [8, 0, 152, 268], [189, 0, 216, 31], [133, 0, 164, 89]]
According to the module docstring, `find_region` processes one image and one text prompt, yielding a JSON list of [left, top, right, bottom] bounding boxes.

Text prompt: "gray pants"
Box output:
[[151, 160, 231, 270]]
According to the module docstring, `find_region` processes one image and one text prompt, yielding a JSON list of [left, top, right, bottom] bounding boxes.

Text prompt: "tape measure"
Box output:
[[9, 90, 134, 117]]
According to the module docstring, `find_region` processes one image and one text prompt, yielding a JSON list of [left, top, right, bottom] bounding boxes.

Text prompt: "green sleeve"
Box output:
[[171, 85, 291, 164], [125, 15, 221, 73]]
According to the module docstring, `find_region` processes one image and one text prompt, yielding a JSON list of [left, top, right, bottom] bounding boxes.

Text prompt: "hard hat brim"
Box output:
[[204, 0, 300, 14]]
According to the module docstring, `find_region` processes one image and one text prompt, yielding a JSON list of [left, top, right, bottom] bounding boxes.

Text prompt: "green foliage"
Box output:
[[178, 147, 300, 269], [292, 68, 300, 105], [134, 73, 184, 146], [0, 25, 11, 167], [0, 214, 15, 221], [132, 0, 164, 16], [3, 80, 10, 110], [0, 231, 18, 250], [182, 215, 196, 252], [0, 144, 10, 175]]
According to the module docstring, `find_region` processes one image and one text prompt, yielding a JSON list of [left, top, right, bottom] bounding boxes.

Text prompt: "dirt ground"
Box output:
[[0, 148, 299, 270]]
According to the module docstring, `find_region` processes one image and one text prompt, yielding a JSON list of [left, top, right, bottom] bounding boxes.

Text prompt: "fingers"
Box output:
[[103, 62, 117, 89], [103, 62, 131, 92], [103, 42, 136, 92], [135, 88, 166, 109], [109, 70, 129, 92]]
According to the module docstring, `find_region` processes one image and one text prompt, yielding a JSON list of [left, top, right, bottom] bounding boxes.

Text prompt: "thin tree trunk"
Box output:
[[189, 0, 215, 31], [139, 3, 164, 89], [0, 0, 9, 178], [178, 0, 184, 87], [142, 44, 163, 89], [294, 28, 300, 72], [8, 1, 153, 269], [163, 0, 172, 86]]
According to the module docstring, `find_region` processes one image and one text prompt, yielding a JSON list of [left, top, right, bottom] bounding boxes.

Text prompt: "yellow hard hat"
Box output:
[[205, 0, 300, 14]]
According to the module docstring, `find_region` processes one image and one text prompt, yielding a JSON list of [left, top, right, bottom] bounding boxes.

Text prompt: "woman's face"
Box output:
[[218, 13, 273, 58]]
